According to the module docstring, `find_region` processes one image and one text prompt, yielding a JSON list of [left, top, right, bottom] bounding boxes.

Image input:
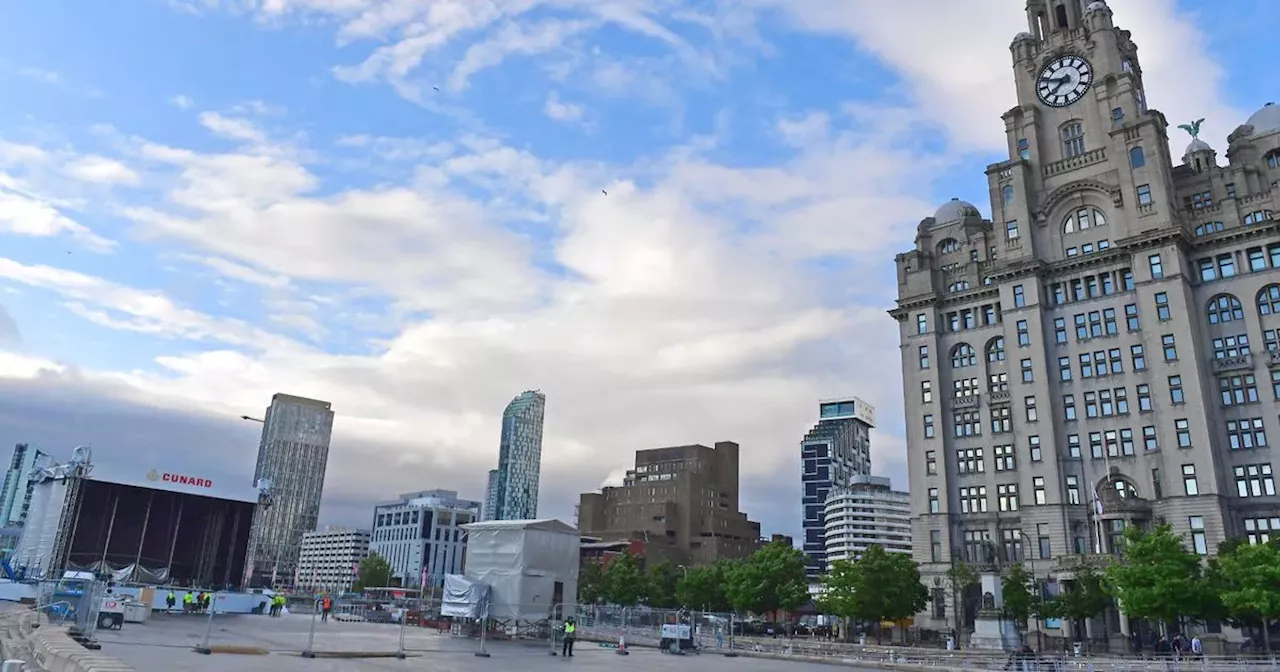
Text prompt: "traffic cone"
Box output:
[[616, 634, 629, 655]]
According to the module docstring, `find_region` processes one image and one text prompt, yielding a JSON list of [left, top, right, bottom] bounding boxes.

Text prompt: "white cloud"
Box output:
[[180, 254, 291, 289], [0, 182, 117, 252], [543, 92, 584, 124], [197, 112, 268, 144], [170, 94, 195, 109], [65, 155, 141, 185]]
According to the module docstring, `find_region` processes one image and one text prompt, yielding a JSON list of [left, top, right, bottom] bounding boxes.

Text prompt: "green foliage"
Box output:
[[354, 552, 392, 591], [823, 545, 928, 626], [604, 552, 648, 606], [578, 560, 606, 605], [1105, 524, 1208, 625], [724, 541, 810, 616], [1000, 564, 1035, 628], [1213, 542, 1280, 627], [675, 561, 733, 612], [815, 559, 859, 620], [945, 563, 980, 630], [645, 562, 680, 608], [1041, 564, 1109, 623]]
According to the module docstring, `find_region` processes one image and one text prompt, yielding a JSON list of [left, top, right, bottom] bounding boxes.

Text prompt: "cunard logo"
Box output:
[[146, 469, 159, 482]]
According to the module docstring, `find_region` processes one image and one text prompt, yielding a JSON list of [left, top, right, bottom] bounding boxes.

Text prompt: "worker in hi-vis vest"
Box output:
[[166, 591, 176, 611], [561, 618, 576, 657], [182, 592, 194, 614]]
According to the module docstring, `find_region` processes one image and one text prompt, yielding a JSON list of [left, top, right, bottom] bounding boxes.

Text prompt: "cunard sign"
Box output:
[[146, 468, 213, 488]]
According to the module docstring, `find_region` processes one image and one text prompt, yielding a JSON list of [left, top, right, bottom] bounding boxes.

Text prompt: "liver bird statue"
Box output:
[[1178, 118, 1205, 140]]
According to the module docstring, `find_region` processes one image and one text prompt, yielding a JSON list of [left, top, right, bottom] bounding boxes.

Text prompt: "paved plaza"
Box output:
[[92, 612, 876, 671]]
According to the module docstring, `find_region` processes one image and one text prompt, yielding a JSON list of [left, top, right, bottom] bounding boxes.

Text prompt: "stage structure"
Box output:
[[12, 447, 266, 588], [460, 519, 579, 636]]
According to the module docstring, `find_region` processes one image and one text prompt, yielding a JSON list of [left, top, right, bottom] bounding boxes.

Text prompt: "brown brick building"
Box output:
[[577, 441, 762, 567]]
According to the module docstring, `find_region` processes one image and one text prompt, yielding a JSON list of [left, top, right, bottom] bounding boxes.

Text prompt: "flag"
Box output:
[[420, 566, 428, 590], [1092, 487, 1103, 516]]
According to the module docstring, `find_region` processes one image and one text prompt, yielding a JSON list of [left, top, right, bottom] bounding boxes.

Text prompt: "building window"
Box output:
[[1195, 221, 1225, 237], [928, 488, 939, 513], [960, 486, 988, 514], [998, 483, 1019, 512], [1029, 435, 1042, 462], [1066, 475, 1080, 505], [1226, 418, 1268, 450], [1152, 468, 1163, 499], [1007, 220, 1019, 240], [1137, 383, 1152, 412], [1103, 308, 1118, 335], [1068, 434, 1081, 458], [958, 448, 985, 474], [1274, 370, 1280, 400], [924, 414, 935, 438], [1025, 396, 1038, 422], [1079, 353, 1093, 379], [1058, 357, 1072, 381], [1270, 329, 1280, 352], [1245, 518, 1279, 546], [1111, 107, 1125, 125], [1084, 391, 1099, 419], [992, 406, 1013, 434], [919, 345, 930, 369], [1208, 294, 1244, 324], [1143, 426, 1158, 451], [954, 411, 981, 437], [1108, 348, 1123, 374], [1175, 419, 1191, 448], [1249, 247, 1267, 271], [989, 372, 1009, 394], [1220, 374, 1259, 406], [1033, 476, 1046, 505], [1038, 525, 1052, 559], [1017, 138, 1030, 160], [930, 530, 942, 561], [1154, 292, 1171, 321], [1168, 375, 1185, 405], [1137, 184, 1152, 205], [1063, 208, 1109, 234], [917, 314, 928, 335], [1245, 210, 1276, 226], [1234, 464, 1276, 498], [955, 377, 979, 399], [1061, 122, 1086, 157], [926, 450, 937, 475], [1259, 285, 1280, 315], [921, 380, 933, 404], [1012, 285, 1026, 307], [1161, 334, 1178, 361], [1148, 253, 1163, 279], [1131, 344, 1147, 370], [1226, 183, 1237, 199], [1021, 358, 1034, 383], [952, 343, 977, 368], [1189, 517, 1207, 556], [1017, 320, 1030, 346], [1130, 146, 1146, 168], [1063, 394, 1076, 421], [1054, 317, 1067, 343], [1120, 428, 1135, 455], [1213, 334, 1250, 359], [1123, 303, 1139, 331], [994, 444, 1016, 472], [1183, 464, 1199, 496], [988, 337, 1005, 362]]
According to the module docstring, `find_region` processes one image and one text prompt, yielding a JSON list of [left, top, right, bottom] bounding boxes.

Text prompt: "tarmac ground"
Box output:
[[93, 612, 880, 672]]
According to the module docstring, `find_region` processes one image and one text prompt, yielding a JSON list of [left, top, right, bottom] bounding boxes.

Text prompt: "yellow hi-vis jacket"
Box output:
[[183, 593, 194, 604], [564, 622, 575, 635]]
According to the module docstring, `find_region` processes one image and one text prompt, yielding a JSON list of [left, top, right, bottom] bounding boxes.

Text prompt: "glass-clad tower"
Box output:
[[801, 397, 875, 576], [245, 393, 335, 588], [490, 391, 546, 521]]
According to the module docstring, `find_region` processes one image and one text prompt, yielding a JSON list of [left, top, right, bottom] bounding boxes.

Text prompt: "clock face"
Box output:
[[1036, 55, 1093, 107]]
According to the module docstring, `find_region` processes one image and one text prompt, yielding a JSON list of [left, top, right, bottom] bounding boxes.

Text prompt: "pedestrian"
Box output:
[[166, 590, 176, 612], [183, 591, 194, 614], [321, 595, 332, 623], [196, 591, 206, 614], [561, 617, 576, 657]]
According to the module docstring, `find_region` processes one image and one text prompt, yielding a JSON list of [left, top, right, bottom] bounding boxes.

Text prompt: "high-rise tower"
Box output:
[[800, 397, 874, 576], [489, 390, 546, 521]]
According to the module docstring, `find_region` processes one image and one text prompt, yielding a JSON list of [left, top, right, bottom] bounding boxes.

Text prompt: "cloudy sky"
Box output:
[[0, 0, 1275, 538]]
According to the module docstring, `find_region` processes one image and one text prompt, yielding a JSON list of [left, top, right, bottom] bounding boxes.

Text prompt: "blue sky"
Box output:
[[0, 0, 1274, 535]]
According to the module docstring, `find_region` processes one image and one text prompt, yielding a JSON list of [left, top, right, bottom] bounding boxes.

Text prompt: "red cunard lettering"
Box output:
[[160, 473, 213, 488]]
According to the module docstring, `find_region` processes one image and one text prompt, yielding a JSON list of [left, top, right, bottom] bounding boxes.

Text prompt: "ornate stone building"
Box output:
[[891, 0, 1280, 645]]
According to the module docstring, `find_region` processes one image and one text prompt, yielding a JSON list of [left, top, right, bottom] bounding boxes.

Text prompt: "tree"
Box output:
[[823, 545, 929, 644], [1213, 541, 1280, 651], [645, 562, 679, 608], [1040, 564, 1108, 641], [603, 552, 647, 607], [578, 560, 606, 605], [354, 552, 392, 591], [816, 559, 859, 640], [1000, 563, 1035, 633], [1105, 524, 1209, 631], [676, 561, 732, 612], [945, 563, 979, 638], [724, 541, 809, 619]]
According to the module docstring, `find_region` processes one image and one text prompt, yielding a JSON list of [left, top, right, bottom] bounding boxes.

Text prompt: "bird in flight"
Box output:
[[601, 189, 608, 195]]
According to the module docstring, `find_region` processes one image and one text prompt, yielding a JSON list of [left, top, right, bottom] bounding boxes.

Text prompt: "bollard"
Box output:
[[2, 660, 23, 672], [474, 607, 491, 658], [396, 607, 407, 659], [300, 598, 319, 658], [194, 593, 218, 655]]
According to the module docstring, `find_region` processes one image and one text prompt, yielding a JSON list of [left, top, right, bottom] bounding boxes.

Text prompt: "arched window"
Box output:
[[1061, 122, 1086, 158], [1063, 207, 1108, 234], [948, 281, 970, 293], [1054, 3, 1069, 28], [986, 337, 1005, 363], [1194, 222, 1224, 236], [1207, 294, 1244, 324], [1102, 476, 1139, 500], [1259, 285, 1280, 316], [1267, 151, 1280, 169], [938, 238, 960, 255], [951, 343, 977, 369], [1002, 185, 1015, 205], [1129, 146, 1146, 169]]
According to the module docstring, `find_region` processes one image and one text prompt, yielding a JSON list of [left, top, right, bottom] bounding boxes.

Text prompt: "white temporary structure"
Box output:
[[460, 519, 579, 621]]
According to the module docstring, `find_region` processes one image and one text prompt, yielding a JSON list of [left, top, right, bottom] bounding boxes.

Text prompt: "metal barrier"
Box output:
[[34, 578, 106, 643]]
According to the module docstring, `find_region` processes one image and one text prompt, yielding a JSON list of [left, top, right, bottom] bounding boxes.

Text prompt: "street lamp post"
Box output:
[[1015, 530, 1045, 653]]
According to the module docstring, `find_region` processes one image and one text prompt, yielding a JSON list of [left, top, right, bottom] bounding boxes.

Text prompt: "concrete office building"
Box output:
[[487, 390, 546, 521], [244, 393, 335, 588], [369, 490, 481, 590], [823, 475, 912, 566], [0, 444, 48, 554], [297, 527, 370, 594], [800, 397, 875, 576], [577, 442, 761, 566], [891, 0, 1280, 643]]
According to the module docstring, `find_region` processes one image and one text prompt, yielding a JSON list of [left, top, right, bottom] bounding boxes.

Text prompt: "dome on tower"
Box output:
[[934, 198, 981, 224], [1013, 31, 1035, 42], [1185, 138, 1212, 155], [1085, 0, 1108, 12], [1246, 102, 1280, 136]]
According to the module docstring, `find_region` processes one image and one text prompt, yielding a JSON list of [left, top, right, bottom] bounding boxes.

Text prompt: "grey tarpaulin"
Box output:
[[460, 519, 579, 621], [441, 574, 490, 618]]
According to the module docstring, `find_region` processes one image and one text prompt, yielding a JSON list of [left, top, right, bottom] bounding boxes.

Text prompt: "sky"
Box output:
[[0, 0, 1276, 539]]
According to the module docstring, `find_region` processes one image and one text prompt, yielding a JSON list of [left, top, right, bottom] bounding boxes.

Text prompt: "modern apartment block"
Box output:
[[823, 475, 912, 566], [297, 527, 370, 594], [369, 490, 481, 590], [244, 393, 335, 588], [0, 444, 48, 554], [487, 390, 546, 521], [800, 397, 875, 576], [577, 442, 761, 566], [891, 0, 1280, 642]]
